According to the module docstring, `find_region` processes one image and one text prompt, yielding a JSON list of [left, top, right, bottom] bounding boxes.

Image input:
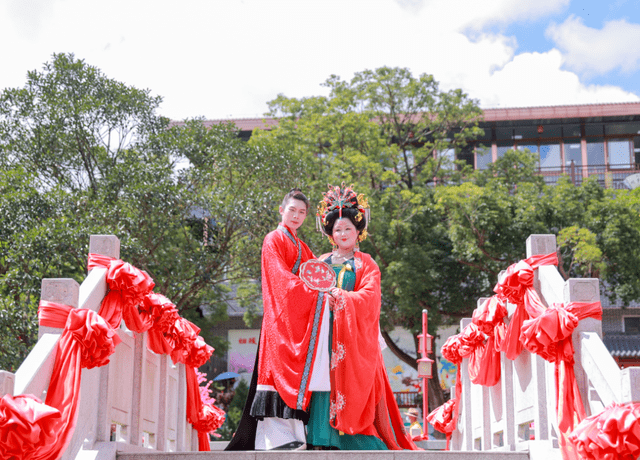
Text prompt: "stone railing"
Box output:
[[450, 234, 640, 459], [0, 235, 200, 460]]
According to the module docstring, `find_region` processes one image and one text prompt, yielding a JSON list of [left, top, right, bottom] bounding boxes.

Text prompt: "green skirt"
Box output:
[[306, 392, 388, 450]]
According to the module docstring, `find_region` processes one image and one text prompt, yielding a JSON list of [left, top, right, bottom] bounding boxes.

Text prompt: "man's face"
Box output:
[[279, 198, 307, 231]]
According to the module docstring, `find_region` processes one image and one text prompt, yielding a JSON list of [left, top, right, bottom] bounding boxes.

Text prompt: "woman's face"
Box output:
[[332, 218, 358, 252]]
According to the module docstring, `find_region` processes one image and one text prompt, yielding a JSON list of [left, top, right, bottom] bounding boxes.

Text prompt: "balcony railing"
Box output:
[[537, 163, 640, 189], [394, 391, 420, 408]]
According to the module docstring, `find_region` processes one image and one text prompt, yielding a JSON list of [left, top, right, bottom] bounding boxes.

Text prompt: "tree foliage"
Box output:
[[0, 54, 301, 371], [3, 57, 640, 407], [260, 68, 640, 409]]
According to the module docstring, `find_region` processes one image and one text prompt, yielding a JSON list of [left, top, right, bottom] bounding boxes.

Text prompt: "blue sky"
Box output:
[[499, 0, 640, 95], [1, 0, 639, 120]]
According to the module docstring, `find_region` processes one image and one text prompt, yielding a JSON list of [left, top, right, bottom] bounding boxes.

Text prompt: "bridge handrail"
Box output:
[[0, 235, 203, 460], [450, 234, 640, 459]]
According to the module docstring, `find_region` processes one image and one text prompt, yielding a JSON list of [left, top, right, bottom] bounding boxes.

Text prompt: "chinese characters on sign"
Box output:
[[228, 329, 260, 375]]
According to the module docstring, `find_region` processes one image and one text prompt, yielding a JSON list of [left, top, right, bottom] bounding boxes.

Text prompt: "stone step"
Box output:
[[116, 450, 530, 460]]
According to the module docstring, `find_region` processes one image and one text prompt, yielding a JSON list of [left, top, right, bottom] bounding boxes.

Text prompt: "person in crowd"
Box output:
[[406, 407, 424, 439]]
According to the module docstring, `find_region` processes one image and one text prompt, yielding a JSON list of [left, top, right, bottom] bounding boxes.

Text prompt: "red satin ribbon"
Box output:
[[569, 402, 640, 460], [431, 322, 486, 448], [89, 253, 222, 447], [143, 293, 181, 356], [0, 394, 61, 460], [471, 296, 508, 386], [495, 252, 558, 360], [3, 301, 122, 460], [5, 257, 223, 455], [427, 398, 456, 450], [521, 301, 602, 459], [430, 252, 574, 449]]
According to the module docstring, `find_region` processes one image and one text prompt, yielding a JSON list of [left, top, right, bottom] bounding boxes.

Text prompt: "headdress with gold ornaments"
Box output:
[[316, 183, 370, 242]]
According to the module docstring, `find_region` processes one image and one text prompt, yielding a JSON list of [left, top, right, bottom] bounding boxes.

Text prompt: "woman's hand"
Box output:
[[327, 288, 343, 311], [326, 293, 336, 310]]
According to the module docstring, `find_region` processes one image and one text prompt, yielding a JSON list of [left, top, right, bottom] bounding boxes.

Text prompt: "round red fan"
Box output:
[[299, 260, 336, 292]]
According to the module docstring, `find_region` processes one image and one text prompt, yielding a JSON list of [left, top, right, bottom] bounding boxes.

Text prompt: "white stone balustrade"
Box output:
[[2, 235, 198, 460], [451, 234, 640, 459]]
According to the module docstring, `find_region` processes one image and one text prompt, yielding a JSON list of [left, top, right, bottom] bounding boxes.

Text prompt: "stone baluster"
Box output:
[[39, 278, 80, 339], [0, 370, 15, 397], [477, 297, 493, 451], [567, 277, 601, 418]]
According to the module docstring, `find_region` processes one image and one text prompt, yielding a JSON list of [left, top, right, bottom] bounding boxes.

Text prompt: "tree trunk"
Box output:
[[381, 329, 446, 416]]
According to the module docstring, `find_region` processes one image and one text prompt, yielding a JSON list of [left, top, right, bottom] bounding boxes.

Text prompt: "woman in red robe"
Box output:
[[306, 185, 419, 450]]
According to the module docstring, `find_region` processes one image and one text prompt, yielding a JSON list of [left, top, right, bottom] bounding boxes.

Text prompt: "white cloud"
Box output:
[[546, 15, 640, 76], [471, 50, 639, 107], [426, 0, 570, 32], [0, 0, 637, 121]]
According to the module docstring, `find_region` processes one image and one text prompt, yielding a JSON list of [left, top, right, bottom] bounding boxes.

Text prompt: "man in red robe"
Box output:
[[226, 189, 326, 451]]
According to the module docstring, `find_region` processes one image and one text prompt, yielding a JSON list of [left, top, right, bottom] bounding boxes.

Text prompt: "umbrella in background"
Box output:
[[213, 371, 241, 381]]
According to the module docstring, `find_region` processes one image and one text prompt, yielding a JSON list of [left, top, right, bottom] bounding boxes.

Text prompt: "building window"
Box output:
[[457, 145, 474, 168], [586, 138, 605, 169], [563, 124, 581, 138], [517, 143, 539, 168], [605, 122, 640, 136], [564, 141, 582, 167], [623, 317, 640, 334], [585, 123, 604, 137], [514, 126, 539, 140], [496, 141, 512, 159], [608, 139, 632, 169], [440, 148, 456, 170], [496, 127, 513, 140], [539, 124, 562, 138], [475, 144, 492, 170], [539, 143, 561, 171]]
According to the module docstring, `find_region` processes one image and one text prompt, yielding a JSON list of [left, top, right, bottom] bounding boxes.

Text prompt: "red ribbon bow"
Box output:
[[569, 402, 640, 460], [0, 394, 61, 460], [495, 252, 558, 360], [88, 253, 155, 331]]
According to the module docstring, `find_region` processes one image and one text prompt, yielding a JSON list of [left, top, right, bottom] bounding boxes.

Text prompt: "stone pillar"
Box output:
[[477, 298, 493, 450], [0, 371, 15, 397], [86, 235, 120, 444], [176, 363, 187, 451], [532, 354, 549, 441], [89, 235, 121, 264], [460, 318, 473, 451], [157, 354, 168, 451], [526, 234, 557, 304], [39, 278, 80, 339], [566, 278, 601, 417], [130, 332, 145, 447], [501, 351, 516, 450], [526, 234, 557, 258], [621, 367, 640, 403]]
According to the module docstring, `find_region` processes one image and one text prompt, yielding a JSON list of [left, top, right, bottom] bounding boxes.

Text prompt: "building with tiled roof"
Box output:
[[200, 101, 640, 190]]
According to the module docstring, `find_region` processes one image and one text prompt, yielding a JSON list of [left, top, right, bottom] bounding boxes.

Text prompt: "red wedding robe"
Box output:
[[326, 251, 419, 450], [257, 225, 324, 412]]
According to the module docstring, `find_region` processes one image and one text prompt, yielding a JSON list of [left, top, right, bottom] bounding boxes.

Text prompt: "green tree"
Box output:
[[259, 66, 485, 409], [0, 54, 299, 371]]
